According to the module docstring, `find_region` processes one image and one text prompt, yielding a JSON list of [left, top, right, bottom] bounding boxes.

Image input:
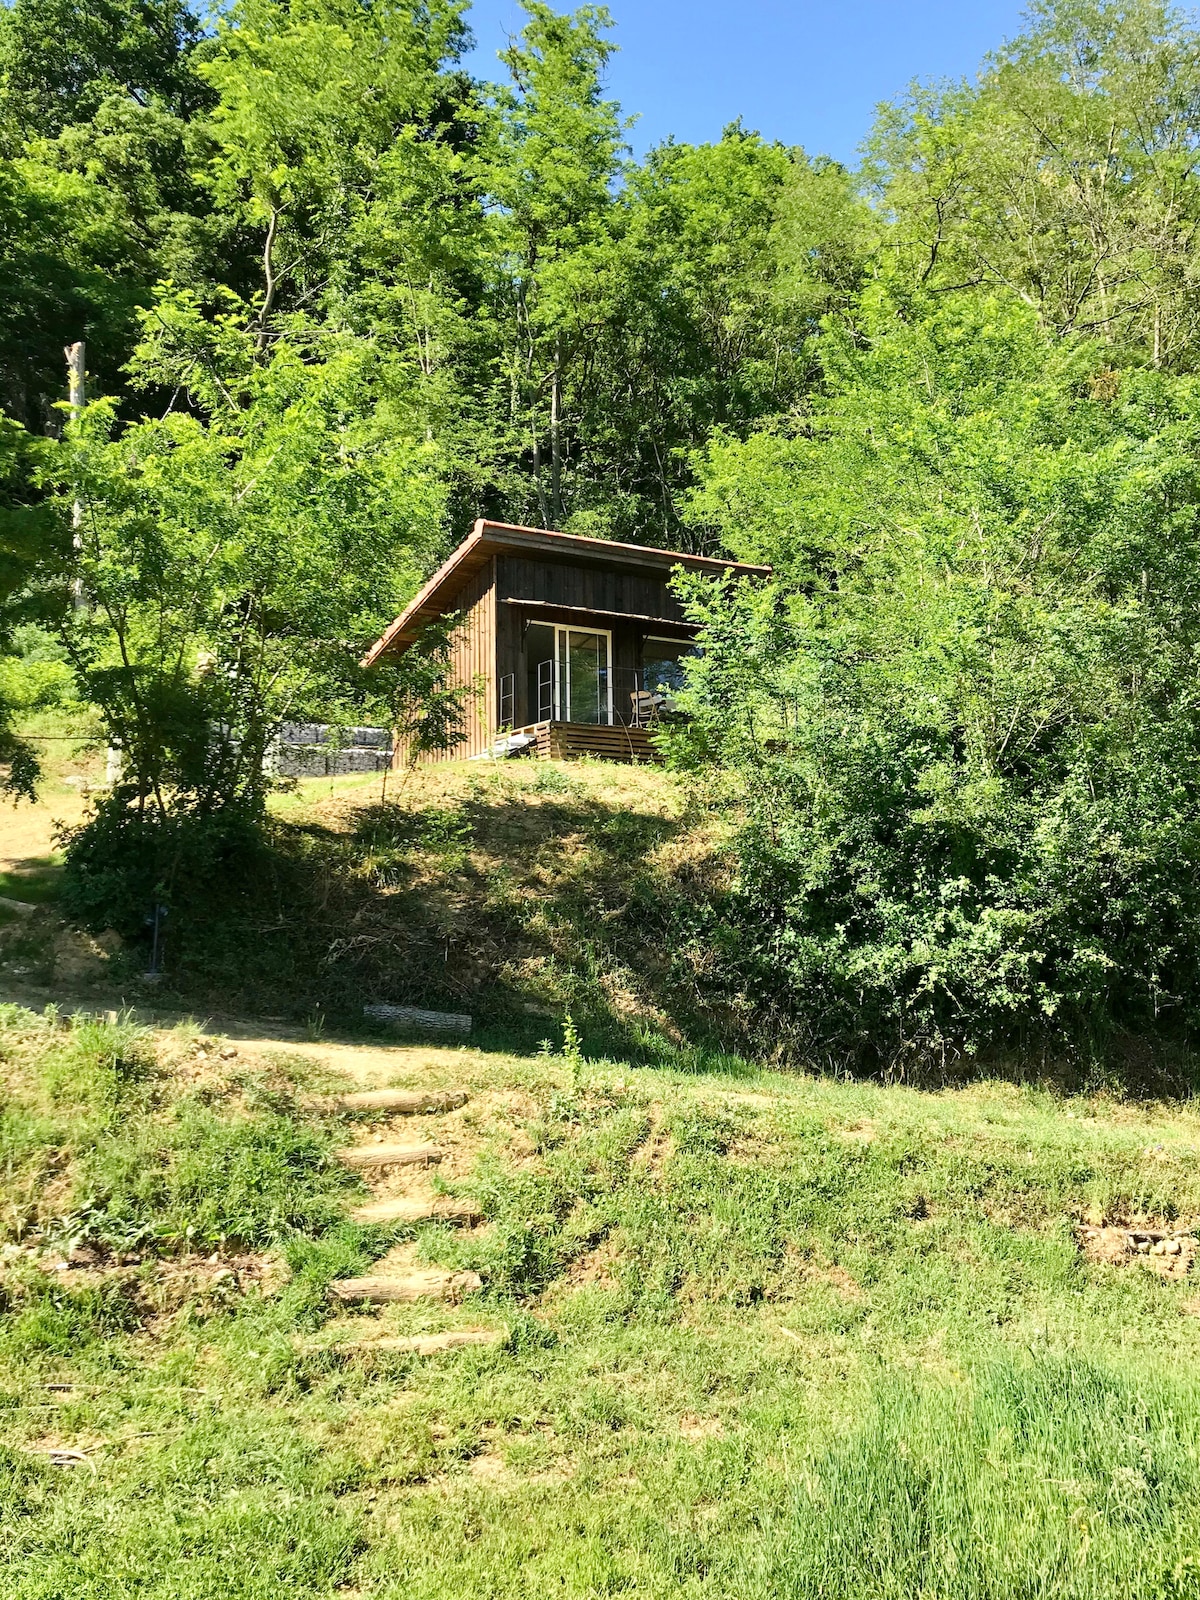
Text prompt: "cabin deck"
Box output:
[[510, 720, 661, 764]]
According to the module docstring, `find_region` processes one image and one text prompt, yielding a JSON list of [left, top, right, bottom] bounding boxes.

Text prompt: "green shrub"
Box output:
[[0, 625, 82, 716], [680, 294, 1200, 1074], [59, 802, 272, 942]]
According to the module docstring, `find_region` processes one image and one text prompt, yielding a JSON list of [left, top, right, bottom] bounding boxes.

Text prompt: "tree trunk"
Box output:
[[64, 341, 86, 611], [550, 333, 563, 523]]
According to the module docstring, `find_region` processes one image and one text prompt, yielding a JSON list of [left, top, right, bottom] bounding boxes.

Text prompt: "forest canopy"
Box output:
[[5, 0, 1200, 1066]]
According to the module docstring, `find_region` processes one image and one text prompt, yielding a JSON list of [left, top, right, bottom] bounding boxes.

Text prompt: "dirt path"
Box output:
[[221, 1034, 484, 1087], [0, 790, 87, 874]]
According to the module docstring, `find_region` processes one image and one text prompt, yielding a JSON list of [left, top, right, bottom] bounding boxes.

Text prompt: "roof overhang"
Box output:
[[362, 519, 771, 666], [500, 598, 699, 634]]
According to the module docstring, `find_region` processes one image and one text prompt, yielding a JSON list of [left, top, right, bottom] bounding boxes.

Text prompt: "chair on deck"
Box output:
[[629, 688, 665, 728]]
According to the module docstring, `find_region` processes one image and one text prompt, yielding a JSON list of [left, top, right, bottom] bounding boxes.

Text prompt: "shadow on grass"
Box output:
[[0, 853, 64, 904], [67, 785, 744, 1072], [56, 782, 1200, 1096]]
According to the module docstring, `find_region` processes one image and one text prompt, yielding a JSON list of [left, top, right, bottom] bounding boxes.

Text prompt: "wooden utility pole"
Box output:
[[64, 341, 85, 610]]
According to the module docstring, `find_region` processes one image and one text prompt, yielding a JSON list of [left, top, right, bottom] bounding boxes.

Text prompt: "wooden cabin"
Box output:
[[364, 519, 771, 765]]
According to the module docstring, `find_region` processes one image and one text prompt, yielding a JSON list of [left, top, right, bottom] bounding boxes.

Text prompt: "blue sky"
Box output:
[[461, 0, 1030, 166]]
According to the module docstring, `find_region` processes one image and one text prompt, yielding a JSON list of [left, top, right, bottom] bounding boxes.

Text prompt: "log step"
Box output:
[[323, 1329, 503, 1356], [334, 1088, 468, 1114], [364, 1003, 471, 1034], [329, 1270, 482, 1304], [335, 1142, 442, 1169], [352, 1195, 480, 1225]]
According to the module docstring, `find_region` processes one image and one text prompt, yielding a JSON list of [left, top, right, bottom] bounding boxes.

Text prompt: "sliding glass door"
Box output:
[[557, 628, 610, 724], [526, 624, 612, 724]]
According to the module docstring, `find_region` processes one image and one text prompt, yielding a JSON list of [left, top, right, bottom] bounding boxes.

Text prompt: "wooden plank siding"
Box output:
[[393, 557, 496, 767], [495, 553, 690, 624], [386, 532, 762, 769]]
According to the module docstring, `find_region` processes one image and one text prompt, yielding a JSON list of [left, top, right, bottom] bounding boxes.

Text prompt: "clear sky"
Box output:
[[461, 0, 1030, 166]]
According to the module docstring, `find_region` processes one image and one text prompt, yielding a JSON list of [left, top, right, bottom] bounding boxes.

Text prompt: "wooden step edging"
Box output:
[[333, 1088, 468, 1115], [335, 1142, 442, 1169], [351, 1195, 480, 1225], [329, 1270, 483, 1304]]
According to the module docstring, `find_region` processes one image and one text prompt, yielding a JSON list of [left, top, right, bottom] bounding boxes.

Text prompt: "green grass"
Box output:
[[4, 1009, 1200, 1594], [0, 857, 64, 906], [104, 759, 733, 1054]]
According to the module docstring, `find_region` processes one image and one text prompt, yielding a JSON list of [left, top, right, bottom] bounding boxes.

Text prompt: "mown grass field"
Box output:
[[3, 1007, 1200, 1596]]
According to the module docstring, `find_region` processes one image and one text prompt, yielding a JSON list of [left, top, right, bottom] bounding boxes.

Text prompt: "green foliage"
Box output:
[[0, 0, 209, 138], [0, 1, 209, 429], [9, 0, 1200, 1075], [0, 625, 82, 717], [681, 291, 1200, 1067], [560, 128, 870, 544], [58, 311, 448, 817], [0, 419, 71, 796], [59, 803, 270, 939], [867, 0, 1200, 371], [1, 0, 868, 559]]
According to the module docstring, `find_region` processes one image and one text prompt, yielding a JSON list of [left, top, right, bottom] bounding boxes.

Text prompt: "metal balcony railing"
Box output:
[[500, 664, 681, 731], [498, 673, 515, 730]]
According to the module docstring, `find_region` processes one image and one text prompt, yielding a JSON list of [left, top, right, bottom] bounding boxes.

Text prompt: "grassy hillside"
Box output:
[[0, 757, 744, 1058], [262, 759, 730, 1051], [3, 1007, 1200, 1595]]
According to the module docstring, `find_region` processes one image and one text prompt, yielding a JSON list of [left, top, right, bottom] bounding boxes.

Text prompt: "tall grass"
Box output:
[[753, 1357, 1200, 1599]]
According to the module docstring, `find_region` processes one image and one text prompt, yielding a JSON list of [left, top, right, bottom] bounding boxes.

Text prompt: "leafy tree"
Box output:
[[200, 0, 476, 327], [0, 0, 219, 424], [0, 0, 209, 141], [569, 126, 871, 546], [479, 1, 627, 528], [0, 160, 133, 427], [61, 308, 445, 814], [680, 290, 1200, 1066], [869, 0, 1200, 368], [471, 14, 870, 545]]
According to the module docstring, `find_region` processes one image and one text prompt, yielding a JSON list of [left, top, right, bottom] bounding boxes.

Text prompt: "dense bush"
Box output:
[[678, 294, 1200, 1071], [59, 801, 273, 942]]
